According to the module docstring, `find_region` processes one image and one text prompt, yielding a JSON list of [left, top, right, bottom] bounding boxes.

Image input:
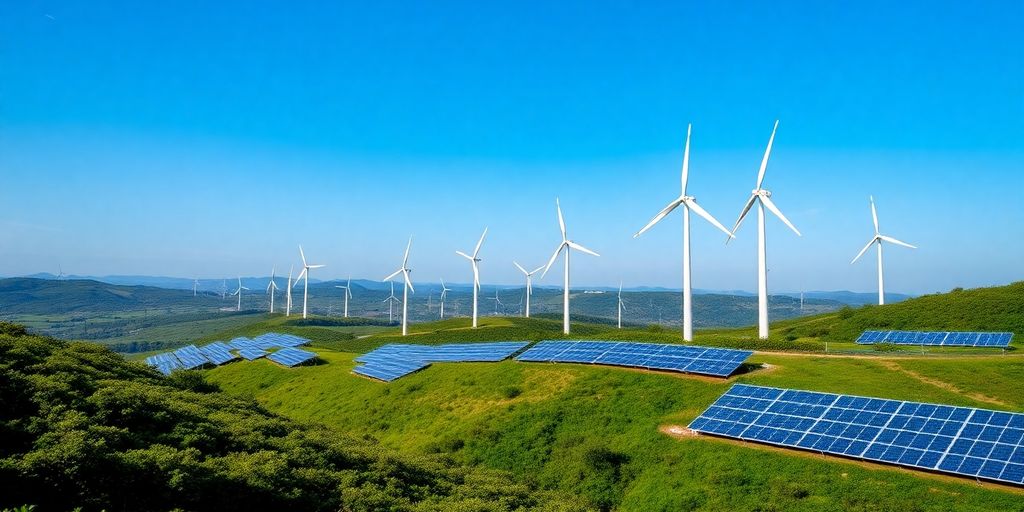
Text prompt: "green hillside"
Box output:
[[748, 281, 1024, 343], [0, 323, 580, 511]]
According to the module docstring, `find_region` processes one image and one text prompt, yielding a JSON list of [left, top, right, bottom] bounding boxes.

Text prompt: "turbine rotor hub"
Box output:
[[755, 189, 772, 197]]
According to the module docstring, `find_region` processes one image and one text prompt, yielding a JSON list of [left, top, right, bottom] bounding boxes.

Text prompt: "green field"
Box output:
[[200, 309, 1024, 511]]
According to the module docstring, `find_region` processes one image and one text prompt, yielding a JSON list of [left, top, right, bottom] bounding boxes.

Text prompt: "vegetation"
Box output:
[[0, 323, 582, 511]]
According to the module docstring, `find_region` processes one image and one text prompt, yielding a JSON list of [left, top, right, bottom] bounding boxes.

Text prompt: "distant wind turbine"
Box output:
[[293, 245, 325, 319], [513, 261, 543, 318], [231, 277, 249, 311], [266, 267, 279, 313], [439, 279, 451, 319], [617, 281, 627, 329], [193, 278, 200, 297], [334, 276, 353, 317], [851, 196, 916, 305], [541, 198, 600, 334], [383, 281, 401, 324], [633, 124, 735, 341], [285, 266, 294, 316], [456, 228, 487, 328], [486, 287, 503, 315], [383, 237, 414, 336], [728, 120, 801, 340]]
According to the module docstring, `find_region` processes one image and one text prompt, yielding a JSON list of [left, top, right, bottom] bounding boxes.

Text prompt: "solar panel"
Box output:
[[237, 348, 268, 360], [353, 342, 529, 382], [267, 347, 317, 367], [173, 345, 211, 369], [198, 342, 238, 365], [689, 384, 1024, 486], [855, 330, 1013, 347], [145, 352, 183, 375], [515, 340, 751, 377]]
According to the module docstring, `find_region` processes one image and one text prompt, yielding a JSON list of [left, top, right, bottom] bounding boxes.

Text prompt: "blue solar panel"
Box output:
[[855, 330, 1013, 347], [145, 352, 184, 375], [515, 340, 751, 377], [267, 347, 317, 367], [198, 342, 238, 365], [173, 345, 210, 369], [237, 348, 268, 360], [690, 384, 1024, 486], [353, 342, 529, 382]]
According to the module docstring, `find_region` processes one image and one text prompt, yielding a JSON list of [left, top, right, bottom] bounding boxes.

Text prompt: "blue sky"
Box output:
[[1, 1, 1022, 294]]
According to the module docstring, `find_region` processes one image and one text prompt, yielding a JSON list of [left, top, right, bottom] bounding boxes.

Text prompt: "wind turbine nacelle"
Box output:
[[755, 189, 772, 197]]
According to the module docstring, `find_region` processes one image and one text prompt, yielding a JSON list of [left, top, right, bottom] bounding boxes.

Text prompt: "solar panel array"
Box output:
[[515, 341, 752, 377], [353, 342, 530, 382], [856, 330, 1013, 347], [267, 347, 317, 367], [690, 384, 1024, 486], [143, 332, 313, 374]]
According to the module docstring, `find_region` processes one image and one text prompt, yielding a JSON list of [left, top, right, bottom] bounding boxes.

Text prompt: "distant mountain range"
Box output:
[[16, 273, 910, 305]]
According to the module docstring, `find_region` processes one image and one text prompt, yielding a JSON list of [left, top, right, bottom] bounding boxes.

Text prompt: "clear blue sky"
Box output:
[[1, 1, 1022, 294]]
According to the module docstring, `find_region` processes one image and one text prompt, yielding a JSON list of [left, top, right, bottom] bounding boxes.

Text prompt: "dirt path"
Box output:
[[876, 360, 1009, 407]]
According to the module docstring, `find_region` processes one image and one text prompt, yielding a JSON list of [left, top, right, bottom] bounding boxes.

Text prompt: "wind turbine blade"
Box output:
[[403, 236, 412, 266], [680, 123, 691, 195], [473, 227, 488, 257], [633, 199, 683, 238], [403, 270, 415, 294], [531, 265, 544, 275], [455, 250, 474, 260], [241, 286, 250, 291], [472, 265, 480, 287], [851, 238, 877, 264], [555, 198, 566, 240], [541, 243, 565, 279], [299, 245, 307, 267], [513, 261, 528, 275], [760, 194, 801, 236], [685, 199, 734, 238], [293, 268, 307, 286], [567, 240, 600, 257], [729, 194, 758, 240], [879, 235, 917, 249], [382, 269, 403, 281], [756, 120, 779, 190], [870, 196, 880, 234], [308, 264, 325, 269]]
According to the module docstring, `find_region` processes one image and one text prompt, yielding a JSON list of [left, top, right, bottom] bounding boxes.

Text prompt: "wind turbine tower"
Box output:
[[383, 237, 415, 336], [294, 245, 325, 319], [851, 196, 917, 305], [266, 267, 279, 313], [439, 279, 451, 319], [513, 261, 543, 318], [456, 228, 487, 328], [231, 277, 249, 312], [335, 276, 353, 317], [541, 198, 600, 335]]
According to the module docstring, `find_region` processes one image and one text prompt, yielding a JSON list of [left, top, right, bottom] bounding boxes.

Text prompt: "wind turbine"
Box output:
[[285, 266, 294, 316], [383, 281, 401, 324], [193, 278, 200, 297], [851, 196, 916, 305], [486, 287, 503, 315], [728, 120, 801, 340], [513, 261, 543, 318], [231, 277, 249, 312], [383, 237, 414, 336], [541, 198, 600, 335], [294, 245, 325, 319], [633, 124, 735, 341], [266, 267, 279, 313], [617, 281, 627, 329], [335, 275, 353, 317], [456, 228, 487, 328], [439, 279, 451, 319]]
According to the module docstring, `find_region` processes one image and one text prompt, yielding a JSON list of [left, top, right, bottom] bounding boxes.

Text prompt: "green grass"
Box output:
[[205, 317, 1024, 511]]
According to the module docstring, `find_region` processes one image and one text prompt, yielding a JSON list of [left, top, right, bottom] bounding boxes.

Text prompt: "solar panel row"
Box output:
[[237, 348, 269, 360], [173, 345, 210, 370], [144, 332, 313, 374], [353, 342, 530, 382], [690, 384, 1024, 486], [515, 340, 752, 377], [267, 347, 317, 367], [198, 342, 238, 365], [856, 330, 1013, 347]]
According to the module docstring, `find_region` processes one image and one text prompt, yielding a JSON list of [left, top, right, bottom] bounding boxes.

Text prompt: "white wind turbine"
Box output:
[[617, 281, 627, 329], [193, 278, 200, 297], [285, 266, 294, 316], [455, 228, 487, 328], [541, 198, 600, 335], [851, 196, 916, 305], [231, 277, 249, 312], [335, 275, 353, 317], [383, 237, 414, 336], [633, 124, 735, 341], [729, 120, 801, 340], [293, 245, 325, 319], [266, 267, 279, 313], [513, 261, 543, 318], [383, 281, 401, 324], [486, 287, 503, 315], [438, 279, 451, 319]]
